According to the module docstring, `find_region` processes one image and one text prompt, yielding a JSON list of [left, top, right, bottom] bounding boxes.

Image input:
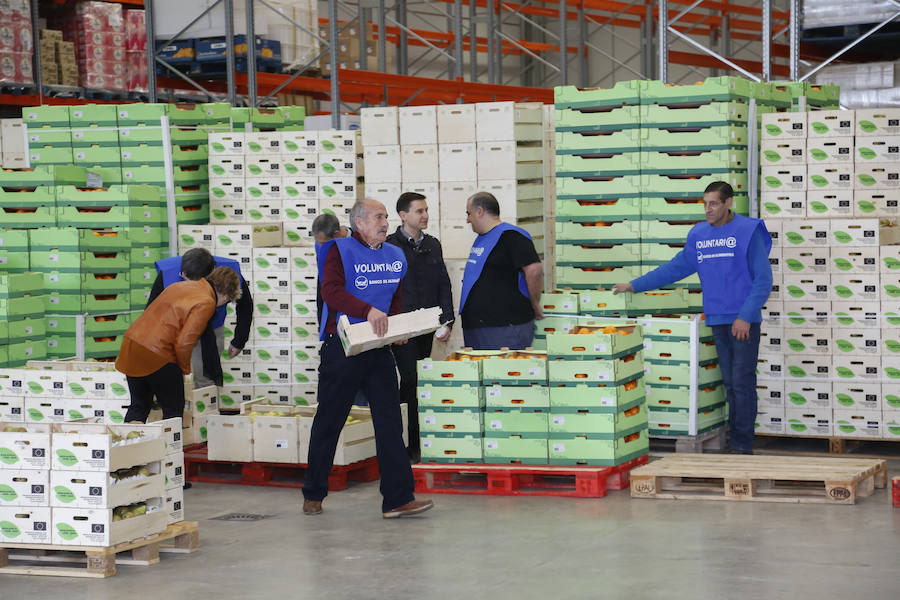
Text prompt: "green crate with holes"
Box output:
[[645, 382, 726, 410], [7, 339, 47, 366], [549, 400, 646, 438], [83, 312, 132, 336], [42, 271, 80, 293], [70, 126, 119, 147], [7, 317, 47, 343], [643, 338, 717, 364], [641, 172, 748, 197], [420, 435, 483, 464], [640, 315, 713, 340], [649, 404, 727, 436], [484, 385, 550, 409], [639, 124, 749, 150], [556, 152, 641, 177], [419, 408, 482, 435], [534, 316, 581, 340], [131, 287, 151, 310], [84, 334, 125, 358], [556, 175, 643, 200], [417, 358, 483, 386], [575, 290, 630, 316], [417, 384, 484, 409], [548, 354, 644, 385], [483, 408, 549, 436], [556, 129, 641, 155], [483, 436, 548, 464], [81, 293, 129, 314], [640, 101, 752, 127], [556, 265, 642, 290], [78, 228, 131, 252], [639, 219, 698, 243], [556, 242, 642, 267], [481, 355, 548, 386], [554, 81, 641, 109], [81, 272, 131, 294], [43, 292, 81, 315], [172, 144, 209, 166], [47, 335, 77, 359], [0, 205, 56, 228], [26, 128, 72, 147], [546, 324, 642, 359], [548, 379, 645, 410], [79, 250, 130, 272], [640, 197, 705, 220], [116, 103, 167, 126], [548, 429, 648, 466], [174, 184, 209, 206], [645, 361, 722, 388], [538, 291, 580, 315], [556, 196, 641, 222], [640, 149, 747, 174], [640, 76, 766, 105], [640, 264, 701, 289], [555, 106, 641, 133], [175, 204, 209, 225], [555, 220, 641, 244]]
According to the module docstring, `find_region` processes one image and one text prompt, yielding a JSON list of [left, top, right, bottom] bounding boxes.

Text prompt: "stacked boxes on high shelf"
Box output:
[[482, 351, 550, 464], [55, 1, 127, 92], [554, 76, 786, 297], [124, 9, 147, 93], [0, 1, 34, 86], [758, 106, 900, 440], [545, 322, 648, 464], [39, 29, 79, 87]]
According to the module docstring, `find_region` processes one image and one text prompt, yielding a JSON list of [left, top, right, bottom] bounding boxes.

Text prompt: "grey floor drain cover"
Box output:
[[212, 513, 273, 521]]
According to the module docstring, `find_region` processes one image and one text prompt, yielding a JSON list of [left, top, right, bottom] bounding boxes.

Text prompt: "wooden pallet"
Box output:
[[755, 432, 900, 457], [630, 455, 887, 505], [650, 426, 727, 454], [0, 521, 199, 578], [184, 445, 379, 490], [412, 455, 648, 498]]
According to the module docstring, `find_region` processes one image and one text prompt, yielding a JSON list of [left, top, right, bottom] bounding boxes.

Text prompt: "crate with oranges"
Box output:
[[549, 377, 645, 410], [538, 291, 580, 315], [546, 323, 643, 359], [548, 352, 644, 386], [417, 384, 484, 410], [419, 408, 482, 436], [556, 196, 640, 223], [556, 266, 642, 291], [644, 360, 722, 388], [643, 337, 717, 364], [649, 404, 727, 437], [483, 435, 548, 464], [555, 174, 642, 201], [639, 314, 714, 340], [480, 351, 548, 386], [555, 219, 641, 244], [549, 401, 647, 437], [548, 428, 649, 466], [417, 352, 499, 387], [484, 384, 549, 410], [645, 382, 725, 411], [557, 242, 641, 268]]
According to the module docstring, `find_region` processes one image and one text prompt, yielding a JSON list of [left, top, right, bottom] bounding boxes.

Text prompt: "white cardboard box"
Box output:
[[253, 386, 292, 406], [253, 317, 292, 343], [761, 165, 807, 192], [855, 135, 900, 163], [785, 380, 831, 409], [832, 382, 881, 411], [365, 182, 402, 209], [282, 177, 319, 203], [807, 163, 854, 190], [759, 329, 784, 355], [757, 379, 785, 409], [253, 247, 292, 272], [806, 190, 853, 218], [437, 104, 476, 144], [832, 355, 881, 380], [831, 300, 880, 328], [762, 112, 807, 139], [208, 132, 245, 156], [783, 327, 831, 355], [438, 143, 477, 181], [361, 107, 399, 146], [51, 423, 166, 472], [318, 153, 357, 178], [50, 466, 165, 509], [782, 247, 829, 274], [163, 453, 185, 489], [401, 145, 439, 182], [832, 328, 881, 356], [0, 396, 24, 421], [318, 130, 357, 154], [0, 423, 51, 469], [782, 274, 830, 301], [337, 307, 442, 356], [883, 410, 900, 438], [756, 352, 785, 379], [755, 409, 786, 434], [830, 218, 881, 246], [280, 130, 318, 155], [475, 102, 543, 142], [246, 156, 283, 179], [785, 408, 832, 436], [399, 106, 437, 145], [178, 225, 217, 251], [283, 155, 318, 178], [807, 110, 855, 138], [830, 246, 879, 274], [476, 141, 543, 181], [855, 163, 900, 189], [0, 506, 51, 543], [783, 301, 831, 328], [253, 294, 292, 319], [760, 191, 806, 218], [252, 414, 300, 463], [290, 247, 319, 273], [806, 136, 854, 164], [831, 273, 880, 302], [854, 189, 900, 217], [439, 219, 477, 259], [319, 177, 357, 202], [24, 397, 66, 423], [855, 108, 900, 136], [782, 220, 830, 247], [760, 138, 806, 166], [165, 486, 184, 524], [208, 156, 245, 178], [52, 501, 167, 546], [0, 469, 49, 507], [833, 409, 882, 438], [207, 415, 254, 462], [785, 354, 831, 379], [245, 132, 282, 155]]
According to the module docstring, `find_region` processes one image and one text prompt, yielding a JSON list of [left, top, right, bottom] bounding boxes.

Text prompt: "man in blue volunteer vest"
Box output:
[[150, 248, 253, 387], [311, 212, 350, 325], [460, 191, 544, 350], [302, 198, 434, 519], [613, 181, 773, 454]]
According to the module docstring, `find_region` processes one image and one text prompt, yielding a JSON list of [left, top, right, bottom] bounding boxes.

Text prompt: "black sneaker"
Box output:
[[183, 481, 193, 490]]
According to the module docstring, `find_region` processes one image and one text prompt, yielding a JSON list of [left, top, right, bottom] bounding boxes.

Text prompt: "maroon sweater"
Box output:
[[321, 231, 404, 335]]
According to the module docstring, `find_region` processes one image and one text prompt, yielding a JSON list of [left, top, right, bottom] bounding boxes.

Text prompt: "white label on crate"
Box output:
[[490, 420, 502, 429], [562, 301, 574, 310], [552, 416, 566, 425], [421, 363, 433, 370], [644, 366, 651, 374], [528, 367, 540, 376], [488, 388, 501, 397], [275, 440, 288, 449], [600, 396, 614, 406], [582, 295, 591, 303], [593, 343, 608, 353], [643, 341, 652, 350], [552, 443, 566, 452], [49, 254, 58, 262], [424, 415, 436, 425], [49, 274, 59, 282], [418, 390, 431, 400], [75, 152, 85, 160], [597, 372, 611, 381], [422, 439, 432, 448], [485, 440, 499, 450], [562, 324, 573, 333]]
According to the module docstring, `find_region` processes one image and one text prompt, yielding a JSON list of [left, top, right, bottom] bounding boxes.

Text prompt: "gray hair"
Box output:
[[349, 198, 381, 228]]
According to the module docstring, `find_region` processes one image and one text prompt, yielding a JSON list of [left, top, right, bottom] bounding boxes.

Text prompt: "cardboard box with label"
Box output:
[[785, 408, 832, 436], [833, 409, 882, 438], [0, 506, 52, 543], [52, 499, 167, 546], [806, 190, 854, 218], [785, 355, 831, 379], [51, 423, 167, 472], [755, 408, 785, 434], [757, 353, 784, 380], [757, 380, 784, 409]]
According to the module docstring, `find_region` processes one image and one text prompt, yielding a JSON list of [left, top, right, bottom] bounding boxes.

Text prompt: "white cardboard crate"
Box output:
[[337, 307, 441, 356], [437, 104, 476, 144], [399, 105, 437, 145], [361, 107, 399, 146]]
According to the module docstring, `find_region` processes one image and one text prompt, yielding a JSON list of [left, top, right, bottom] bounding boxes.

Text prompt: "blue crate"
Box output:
[[195, 35, 281, 65], [156, 40, 195, 64]]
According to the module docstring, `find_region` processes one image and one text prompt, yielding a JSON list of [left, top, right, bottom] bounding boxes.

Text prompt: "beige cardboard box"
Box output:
[[785, 408, 832, 436], [833, 409, 882, 438], [399, 105, 438, 145], [295, 406, 376, 465], [280, 130, 318, 155], [437, 103, 476, 144], [831, 300, 880, 328], [759, 329, 784, 355], [830, 218, 880, 246], [855, 163, 900, 189], [782, 219, 830, 247], [785, 380, 831, 409], [831, 273, 880, 302], [475, 101, 543, 142], [806, 190, 853, 218], [400, 144, 439, 183], [807, 163, 854, 191], [360, 107, 399, 146], [207, 415, 253, 462], [756, 352, 785, 379], [783, 247, 829, 274], [761, 165, 806, 192], [762, 111, 806, 139], [757, 379, 785, 409], [0, 469, 49, 507], [318, 177, 357, 202], [252, 412, 300, 463], [785, 354, 831, 379], [854, 189, 900, 217], [783, 327, 831, 355], [854, 135, 900, 163], [51, 423, 167, 472], [52, 500, 167, 546], [0, 422, 51, 469], [882, 410, 900, 438], [0, 396, 24, 421], [438, 143, 477, 181], [165, 486, 184, 524], [50, 465, 165, 509], [832, 355, 881, 381], [806, 136, 854, 164], [760, 138, 806, 166], [760, 191, 805, 219], [782, 273, 830, 301], [783, 301, 831, 328], [830, 246, 879, 274], [363, 145, 402, 183], [808, 110, 855, 138], [208, 132, 245, 156], [855, 108, 900, 136], [832, 328, 881, 356], [163, 453, 185, 489], [832, 382, 881, 411], [0, 506, 51, 543], [338, 307, 441, 357], [755, 409, 786, 434]]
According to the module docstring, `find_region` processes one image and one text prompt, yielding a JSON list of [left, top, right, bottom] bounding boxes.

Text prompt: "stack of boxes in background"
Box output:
[[0, 0, 33, 85], [0, 117, 27, 168], [758, 107, 900, 440], [38, 29, 77, 87], [545, 323, 649, 464], [0, 274, 47, 368], [57, 1, 126, 92], [318, 22, 388, 73], [125, 9, 147, 93]]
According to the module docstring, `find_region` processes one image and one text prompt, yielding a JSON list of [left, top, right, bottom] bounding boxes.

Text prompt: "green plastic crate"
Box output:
[[72, 145, 120, 167], [46, 315, 77, 336], [643, 338, 717, 364], [172, 144, 209, 166], [420, 435, 483, 464], [130, 287, 151, 310], [119, 144, 165, 166], [484, 385, 550, 409], [116, 103, 167, 126], [81, 272, 131, 293], [47, 335, 77, 359], [640, 219, 699, 243], [640, 124, 749, 151], [481, 356, 548, 386], [649, 405, 727, 436], [0, 186, 55, 208], [640, 263, 701, 289], [0, 249, 28, 272], [0, 273, 41, 298], [641, 77, 780, 105], [639, 315, 713, 340], [640, 242, 686, 266], [79, 228, 131, 251], [556, 175, 643, 200], [547, 354, 644, 385], [84, 333, 125, 358], [538, 291, 580, 315], [554, 81, 641, 109], [173, 165, 207, 186], [174, 184, 209, 206], [555, 106, 641, 132], [645, 382, 726, 410], [83, 313, 132, 337], [548, 401, 647, 438], [0, 205, 56, 228], [125, 225, 167, 247], [175, 204, 210, 225], [771, 81, 840, 106], [70, 126, 119, 147], [546, 324, 643, 359], [84, 166, 123, 185], [555, 129, 641, 155], [30, 249, 80, 272], [122, 165, 167, 186], [130, 246, 165, 267], [7, 339, 47, 366], [69, 104, 118, 126], [556, 196, 641, 223], [555, 220, 641, 244], [639, 101, 750, 127], [30, 227, 80, 252], [556, 265, 642, 290], [0, 165, 85, 187], [644, 361, 722, 388], [6, 317, 46, 343], [79, 250, 130, 272], [418, 358, 484, 386], [417, 384, 484, 409], [22, 105, 70, 128], [44, 292, 81, 315], [556, 242, 642, 267], [118, 124, 164, 146], [81, 293, 129, 314], [549, 379, 645, 410], [29, 146, 74, 166], [556, 151, 641, 177], [640, 197, 706, 220], [639, 149, 748, 174], [419, 408, 482, 435], [483, 409, 549, 435], [547, 429, 648, 466], [26, 128, 72, 147], [575, 290, 631, 316], [483, 437, 548, 464]]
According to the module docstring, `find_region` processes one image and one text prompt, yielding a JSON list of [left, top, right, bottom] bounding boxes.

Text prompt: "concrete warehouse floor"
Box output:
[[5, 460, 900, 599]]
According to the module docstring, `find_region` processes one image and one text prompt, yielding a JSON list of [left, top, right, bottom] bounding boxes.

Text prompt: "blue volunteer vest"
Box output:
[[315, 239, 336, 339], [319, 236, 407, 341], [155, 255, 243, 329], [685, 214, 771, 316], [459, 222, 531, 314]]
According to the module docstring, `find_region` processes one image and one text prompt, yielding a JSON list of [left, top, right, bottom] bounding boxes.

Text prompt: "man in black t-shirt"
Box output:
[[459, 192, 543, 350]]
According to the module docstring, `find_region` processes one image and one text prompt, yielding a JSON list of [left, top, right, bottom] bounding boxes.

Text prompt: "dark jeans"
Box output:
[[711, 322, 761, 453], [463, 321, 536, 351], [124, 362, 185, 423], [303, 336, 414, 512], [391, 332, 434, 459]]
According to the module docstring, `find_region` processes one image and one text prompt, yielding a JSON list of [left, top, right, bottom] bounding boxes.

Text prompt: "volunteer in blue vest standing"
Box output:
[[311, 212, 350, 325], [150, 248, 253, 387], [460, 191, 544, 350], [613, 181, 773, 455], [302, 198, 434, 519]]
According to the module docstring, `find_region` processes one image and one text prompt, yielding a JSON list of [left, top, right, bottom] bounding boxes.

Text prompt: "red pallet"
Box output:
[[893, 476, 900, 507], [183, 445, 379, 491], [412, 455, 649, 498]]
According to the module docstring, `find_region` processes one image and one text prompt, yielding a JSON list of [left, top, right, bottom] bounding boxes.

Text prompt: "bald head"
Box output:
[[350, 198, 390, 247]]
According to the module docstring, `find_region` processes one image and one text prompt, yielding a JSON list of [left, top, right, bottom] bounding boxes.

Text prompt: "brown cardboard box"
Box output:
[[39, 38, 56, 56], [40, 29, 63, 42]]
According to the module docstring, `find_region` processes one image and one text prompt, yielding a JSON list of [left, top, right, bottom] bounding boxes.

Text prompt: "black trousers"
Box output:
[[124, 362, 185, 423], [391, 333, 433, 457], [303, 336, 414, 513]]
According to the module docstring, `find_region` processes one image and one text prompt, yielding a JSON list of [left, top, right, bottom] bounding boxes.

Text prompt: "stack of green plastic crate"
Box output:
[[554, 81, 643, 292], [23, 106, 74, 167], [417, 353, 487, 464], [640, 315, 728, 436], [546, 322, 649, 465], [230, 106, 305, 132], [481, 351, 550, 464], [771, 81, 840, 112], [533, 290, 582, 350], [0, 272, 47, 367]]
